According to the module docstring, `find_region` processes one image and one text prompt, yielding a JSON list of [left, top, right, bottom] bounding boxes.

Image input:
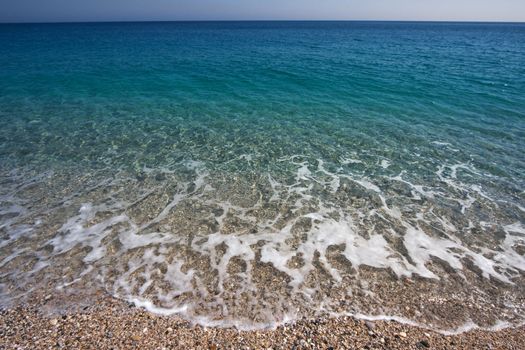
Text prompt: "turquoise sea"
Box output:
[[0, 21, 524, 331]]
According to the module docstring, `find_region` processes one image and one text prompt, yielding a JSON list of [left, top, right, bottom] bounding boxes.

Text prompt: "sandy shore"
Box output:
[[1, 295, 524, 350]]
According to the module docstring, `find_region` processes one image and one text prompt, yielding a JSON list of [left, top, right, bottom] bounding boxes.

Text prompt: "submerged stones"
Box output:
[[1, 151, 524, 331]]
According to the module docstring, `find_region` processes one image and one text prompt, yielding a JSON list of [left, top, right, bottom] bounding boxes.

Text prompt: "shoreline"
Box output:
[[1, 295, 524, 349]]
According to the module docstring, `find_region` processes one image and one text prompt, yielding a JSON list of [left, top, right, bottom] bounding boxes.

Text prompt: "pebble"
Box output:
[[399, 331, 407, 338], [417, 339, 430, 348], [49, 319, 58, 326], [365, 321, 375, 330]]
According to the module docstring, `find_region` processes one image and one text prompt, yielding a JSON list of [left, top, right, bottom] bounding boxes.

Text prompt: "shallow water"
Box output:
[[0, 21, 524, 331]]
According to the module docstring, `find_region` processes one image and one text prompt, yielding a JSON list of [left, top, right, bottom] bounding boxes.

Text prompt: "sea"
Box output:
[[0, 21, 524, 332]]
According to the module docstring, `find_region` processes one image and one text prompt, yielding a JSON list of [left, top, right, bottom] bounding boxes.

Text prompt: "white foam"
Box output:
[[431, 141, 452, 146], [1, 157, 524, 333], [49, 203, 130, 264], [353, 178, 381, 193], [380, 159, 391, 169], [341, 157, 363, 165]]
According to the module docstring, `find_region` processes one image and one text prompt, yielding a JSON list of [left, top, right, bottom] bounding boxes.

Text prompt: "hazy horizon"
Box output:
[[1, 0, 524, 24]]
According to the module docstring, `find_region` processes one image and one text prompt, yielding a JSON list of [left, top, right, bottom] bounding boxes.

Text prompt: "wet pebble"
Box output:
[[365, 321, 375, 330], [417, 339, 430, 348]]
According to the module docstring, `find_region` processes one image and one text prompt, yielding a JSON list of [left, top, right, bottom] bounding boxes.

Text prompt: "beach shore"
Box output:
[[1, 294, 523, 349]]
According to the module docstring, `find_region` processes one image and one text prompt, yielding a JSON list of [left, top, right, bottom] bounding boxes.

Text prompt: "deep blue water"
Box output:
[[0, 21, 524, 330]]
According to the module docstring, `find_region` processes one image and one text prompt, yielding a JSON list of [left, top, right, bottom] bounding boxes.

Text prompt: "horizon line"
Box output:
[[1, 19, 524, 25]]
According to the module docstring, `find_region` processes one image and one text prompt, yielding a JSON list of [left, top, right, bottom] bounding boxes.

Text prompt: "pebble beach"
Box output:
[[1, 294, 524, 349]]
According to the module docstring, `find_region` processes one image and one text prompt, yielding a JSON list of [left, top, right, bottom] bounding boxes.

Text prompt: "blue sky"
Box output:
[[1, 0, 524, 23]]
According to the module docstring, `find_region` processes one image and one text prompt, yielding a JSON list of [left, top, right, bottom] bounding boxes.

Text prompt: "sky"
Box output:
[[0, 0, 524, 23]]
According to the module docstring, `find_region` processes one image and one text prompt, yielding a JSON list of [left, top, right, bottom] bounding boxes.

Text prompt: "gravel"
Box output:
[[1, 296, 523, 349]]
